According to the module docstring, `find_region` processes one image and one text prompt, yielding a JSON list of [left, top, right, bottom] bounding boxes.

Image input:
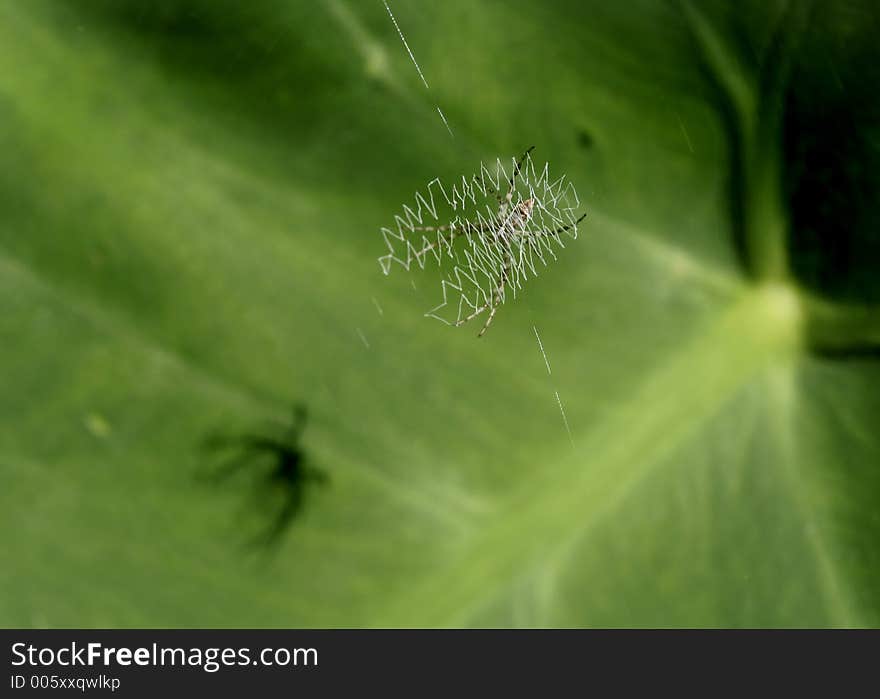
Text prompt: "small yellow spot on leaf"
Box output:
[[84, 412, 111, 439]]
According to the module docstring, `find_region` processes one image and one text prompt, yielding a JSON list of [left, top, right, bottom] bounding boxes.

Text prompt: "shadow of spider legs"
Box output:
[[200, 404, 328, 549]]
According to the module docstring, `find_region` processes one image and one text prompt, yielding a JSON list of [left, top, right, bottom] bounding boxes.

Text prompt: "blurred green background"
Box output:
[[1, 0, 879, 627]]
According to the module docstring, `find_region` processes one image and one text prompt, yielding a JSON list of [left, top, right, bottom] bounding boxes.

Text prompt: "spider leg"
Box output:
[[521, 212, 587, 241], [412, 218, 498, 235], [409, 223, 454, 233], [413, 226, 463, 260], [502, 146, 535, 203], [477, 279, 504, 337], [455, 256, 509, 335], [477, 255, 511, 337], [484, 146, 535, 206], [455, 298, 491, 326], [547, 212, 587, 236], [412, 219, 494, 260]]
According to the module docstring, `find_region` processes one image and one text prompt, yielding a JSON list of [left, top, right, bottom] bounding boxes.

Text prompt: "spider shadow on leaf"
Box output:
[[199, 404, 328, 551], [576, 128, 594, 150]]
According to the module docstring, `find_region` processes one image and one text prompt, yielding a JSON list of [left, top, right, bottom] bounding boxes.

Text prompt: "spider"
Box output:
[[400, 147, 586, 337]]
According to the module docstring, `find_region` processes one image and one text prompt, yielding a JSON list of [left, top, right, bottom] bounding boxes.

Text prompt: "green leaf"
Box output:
[[1, 0, 879, 627]]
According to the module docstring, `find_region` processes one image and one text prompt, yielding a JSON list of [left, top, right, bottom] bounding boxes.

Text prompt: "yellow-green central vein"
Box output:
[[379, 284, 805, 626]]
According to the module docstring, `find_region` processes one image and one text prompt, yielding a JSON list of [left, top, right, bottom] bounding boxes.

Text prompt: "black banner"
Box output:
[[2, 630, 876, 695]]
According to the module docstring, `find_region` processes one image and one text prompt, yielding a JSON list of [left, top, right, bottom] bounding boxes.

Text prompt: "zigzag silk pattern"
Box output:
[[379, 152, 585, 326]]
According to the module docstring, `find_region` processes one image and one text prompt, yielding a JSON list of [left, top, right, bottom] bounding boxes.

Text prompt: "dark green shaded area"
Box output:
[[784, 2, 880, 302]]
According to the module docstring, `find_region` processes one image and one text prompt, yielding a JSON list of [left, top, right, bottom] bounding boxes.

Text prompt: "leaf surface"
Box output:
[[1, 0, 878, 627]]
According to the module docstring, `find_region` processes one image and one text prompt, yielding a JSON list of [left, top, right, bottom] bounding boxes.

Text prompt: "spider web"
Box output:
[[378, 151, 585, 325]]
